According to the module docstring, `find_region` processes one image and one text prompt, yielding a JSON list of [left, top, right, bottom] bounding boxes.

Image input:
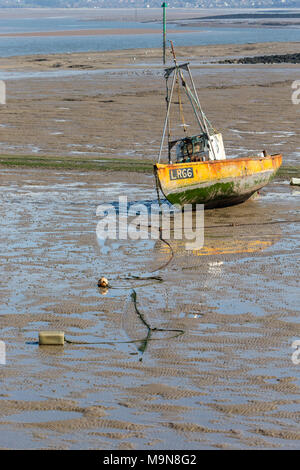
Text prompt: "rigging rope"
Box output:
[[64, 289, 184, 347], [176, 70, 187, 135]]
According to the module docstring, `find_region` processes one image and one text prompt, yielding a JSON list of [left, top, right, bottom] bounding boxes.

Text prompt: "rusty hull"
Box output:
[[154, 154, 282, 209]]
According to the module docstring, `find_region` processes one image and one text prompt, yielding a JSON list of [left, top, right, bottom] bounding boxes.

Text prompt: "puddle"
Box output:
[[0, 143, 41, 153], [3, 410, 81, 424]]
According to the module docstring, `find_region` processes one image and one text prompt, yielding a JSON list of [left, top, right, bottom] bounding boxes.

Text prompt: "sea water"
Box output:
[[0, 11, 300, 57]]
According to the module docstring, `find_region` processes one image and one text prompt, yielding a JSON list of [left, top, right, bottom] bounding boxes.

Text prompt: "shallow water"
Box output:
[[2, 410, 81, 424], [0, 12, 299, 57]]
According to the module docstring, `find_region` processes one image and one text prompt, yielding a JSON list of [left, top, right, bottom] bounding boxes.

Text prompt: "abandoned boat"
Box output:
[[154, 43, 282, 209]]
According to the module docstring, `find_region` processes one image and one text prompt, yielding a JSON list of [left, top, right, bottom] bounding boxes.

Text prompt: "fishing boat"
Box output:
[[154, 43, 282, 209]]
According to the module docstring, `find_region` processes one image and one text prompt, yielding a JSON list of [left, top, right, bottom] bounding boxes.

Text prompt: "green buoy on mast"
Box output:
[[162, 2, 167, 65]]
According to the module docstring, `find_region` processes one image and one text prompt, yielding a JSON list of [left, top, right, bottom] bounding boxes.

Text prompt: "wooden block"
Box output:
[[290, 178, 300, 186], [39, 331, 65, 346]]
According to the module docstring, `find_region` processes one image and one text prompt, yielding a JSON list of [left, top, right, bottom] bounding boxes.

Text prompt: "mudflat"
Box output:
[[0, 42, 299, 166], [0, 44, 299, 450]]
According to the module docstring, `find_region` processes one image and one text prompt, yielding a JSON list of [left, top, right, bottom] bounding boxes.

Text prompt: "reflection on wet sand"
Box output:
[[154, 201, 282, 265]]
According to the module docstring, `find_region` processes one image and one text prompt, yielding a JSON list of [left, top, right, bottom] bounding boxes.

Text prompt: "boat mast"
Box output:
[[158, 70, 177, 163], [170, 42, 217, 160], [158, 42, 218, 163]]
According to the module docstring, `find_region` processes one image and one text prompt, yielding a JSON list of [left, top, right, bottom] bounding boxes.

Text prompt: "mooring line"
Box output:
[[204, 219, 300, 229], [97, 275, 164, 292], [117, 274, 163, 283], [152, 173, 176, 272], [130, 289, 184, 339], [64, 289, 184, 347], [151, 227, 175, 273]]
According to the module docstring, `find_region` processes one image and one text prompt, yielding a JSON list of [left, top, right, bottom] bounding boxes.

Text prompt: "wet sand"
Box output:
[[0, 43, 299, 165], [0, 44, 299, 449]]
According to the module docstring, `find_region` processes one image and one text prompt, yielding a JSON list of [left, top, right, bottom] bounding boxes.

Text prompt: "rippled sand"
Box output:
[[0, 166, 299, 449]]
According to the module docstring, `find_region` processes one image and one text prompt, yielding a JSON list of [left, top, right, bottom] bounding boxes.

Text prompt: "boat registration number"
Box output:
[[169, 167, 194, 180]]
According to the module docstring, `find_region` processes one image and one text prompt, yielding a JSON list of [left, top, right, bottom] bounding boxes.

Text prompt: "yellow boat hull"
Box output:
[[154, 154, 282, 209]]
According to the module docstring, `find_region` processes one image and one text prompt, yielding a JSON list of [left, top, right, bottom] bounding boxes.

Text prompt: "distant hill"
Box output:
[[0, 0, 300, 9]]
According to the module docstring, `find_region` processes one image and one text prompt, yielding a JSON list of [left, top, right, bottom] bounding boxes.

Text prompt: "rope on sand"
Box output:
[[64, 289, 184, 347]]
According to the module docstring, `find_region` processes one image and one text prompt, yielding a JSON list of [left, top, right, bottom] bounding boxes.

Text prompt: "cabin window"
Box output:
[[172, 134, 209, 163]]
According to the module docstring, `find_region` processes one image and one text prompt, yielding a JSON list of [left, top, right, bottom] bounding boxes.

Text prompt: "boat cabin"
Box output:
[[168, 133, 226, 163]]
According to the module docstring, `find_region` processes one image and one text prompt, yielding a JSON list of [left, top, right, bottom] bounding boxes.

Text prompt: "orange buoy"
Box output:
[[98, 277, 109, 288]]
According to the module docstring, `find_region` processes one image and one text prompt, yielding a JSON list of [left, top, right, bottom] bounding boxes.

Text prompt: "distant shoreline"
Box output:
[[0, 28, 196, 38]]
